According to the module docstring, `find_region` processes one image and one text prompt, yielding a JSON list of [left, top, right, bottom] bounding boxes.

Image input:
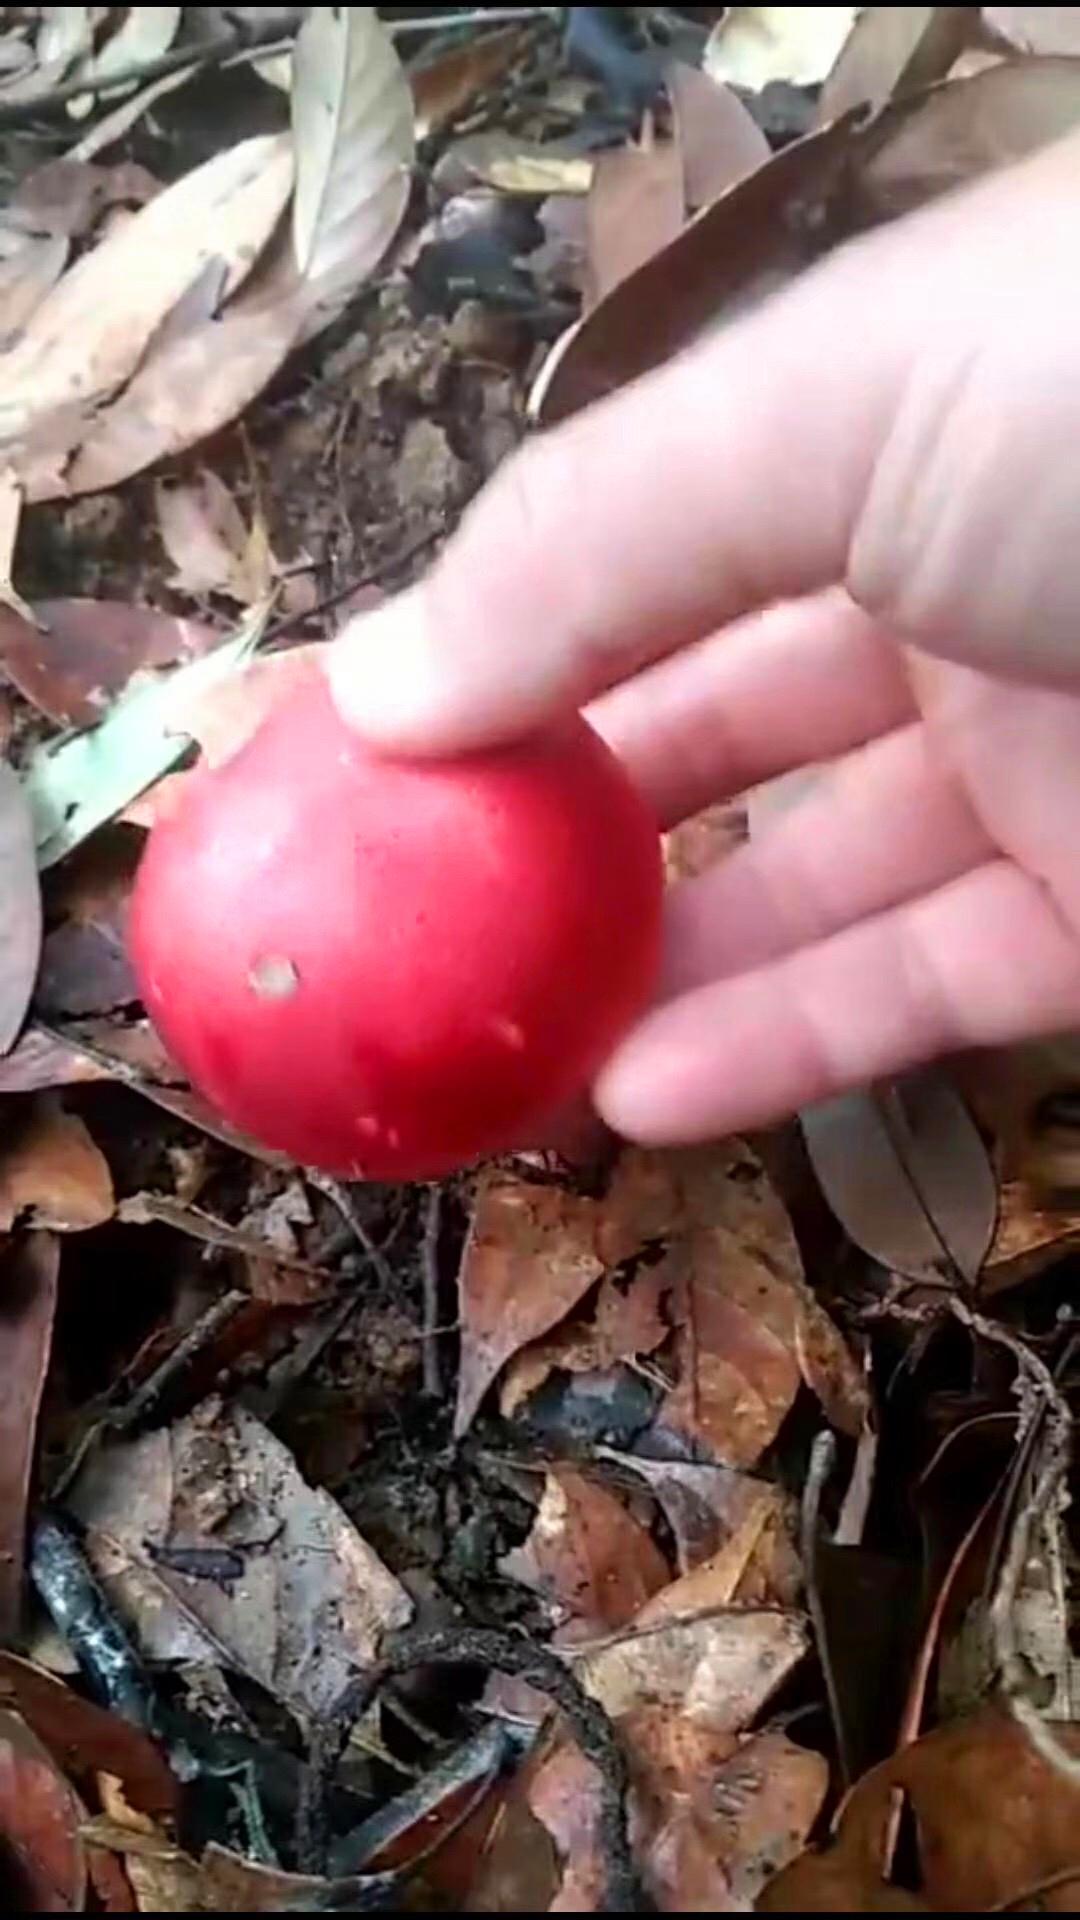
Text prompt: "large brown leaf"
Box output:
[[0, 1709, 86, 1912], [0, 1235, 58, 1637], [0, 1099, 114, 1233], [0, 601, 219, 728], [501, 1467, 670, 1630]]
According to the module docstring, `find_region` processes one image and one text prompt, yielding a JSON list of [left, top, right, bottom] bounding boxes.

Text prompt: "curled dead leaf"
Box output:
[[0, 1099, 113, 1232]]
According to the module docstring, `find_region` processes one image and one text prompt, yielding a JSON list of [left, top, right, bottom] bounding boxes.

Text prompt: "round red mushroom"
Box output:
[[129, 661, 662, 1179]]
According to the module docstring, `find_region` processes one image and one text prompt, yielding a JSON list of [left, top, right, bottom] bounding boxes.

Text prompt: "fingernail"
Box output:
[[326, 588, 439, 745]]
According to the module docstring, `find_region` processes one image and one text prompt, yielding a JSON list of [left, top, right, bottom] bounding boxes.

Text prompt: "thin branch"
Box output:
[[421, 1184, 443, 1397], [0, 18, 297, 129]]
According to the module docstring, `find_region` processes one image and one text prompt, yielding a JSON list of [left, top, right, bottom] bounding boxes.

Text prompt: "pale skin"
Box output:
[[329, 130, 1080, 1148]]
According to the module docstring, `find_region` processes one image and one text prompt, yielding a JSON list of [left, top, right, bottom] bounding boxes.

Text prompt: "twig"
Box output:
[[262, 525, 444, 647], [990, 1865, 1080, 1910], [396, 7, 561, 33], [296, 1625, 642, 1909], [305, 1174, 396, 1293], [421, 1185, 443, 1397], [799, 1430, 853, 1784], [0, 18, 298, 128]]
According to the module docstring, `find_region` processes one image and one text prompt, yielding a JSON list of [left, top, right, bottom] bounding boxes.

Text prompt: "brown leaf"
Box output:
[[0, 1654, 176, 1821], [534, 56, 1080, 426], [455, 1173, 608, 1436], [501, 1467, 670, 1629], [0, 1099, 114, 1232], [37, 829, 140, 1019], [67, 1397, 412, 1720], [816, 6, 975, 123], [154, 471, 277, 605], [0, 1024, 116, 1094], [634, 1490, 801, 1616], [0, 761, 41, 1053], [601, 1449, 796, 1574], [982, 1178, 1080, 1294], [584, 134, 685, 309], [8, 157, 160, 242], [0, 600, 219, 727], [411, 26, 525, 139], [800, 1072, 997, 1287], [571, 1606, 809, 1731], [0, 134, 294, 487], [499, 1263, 669, 1418], [760, 1704, 1080, 1912], [0, 1709, 86, 1911], [666, 62, 770, 212], [652, 1143, 866, 1465], [197, 1843, 361, 1911], [0, 1235, 58, 1637], [984, 6, 1080, 53]]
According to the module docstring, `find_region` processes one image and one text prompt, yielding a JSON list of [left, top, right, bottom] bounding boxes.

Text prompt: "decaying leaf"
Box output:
[[0, 1235, 58, 1637], [760, 1703, 1080, 1911], [816, 5, 975, 123], [0, 134, 294, 491], [584, 134, 684, 308], [155, 470, 277, 605], [0, 1707, 86, 1912], [500, 1261, 669, 1418], [67, 1397, 412, 1721], [704, 6, 859, 91], [571, 1605, 809, 1731], [0, 761, 41, 1052], [666, 60, 770, 212], [801, 1071, 997, 1286], [501, 1467, 670, 1630], [0, 1653, 176, 1820], [601, 1448, 800, 1584], [0, 600, 219, 728], [24, 604, 269, 868], [461, 1144, 864, 1457], [290, 5, 414, 334], [411, 25, 524, 139], [982, 1178, 1080, 1293], [0, 1099, 114, 1232]]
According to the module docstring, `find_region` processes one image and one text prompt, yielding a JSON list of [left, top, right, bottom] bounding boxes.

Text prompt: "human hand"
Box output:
[[329, 131, 1080, 1147]]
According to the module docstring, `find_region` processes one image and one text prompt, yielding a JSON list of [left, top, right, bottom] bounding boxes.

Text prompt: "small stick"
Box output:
[[421, 1185, 442, 1397]]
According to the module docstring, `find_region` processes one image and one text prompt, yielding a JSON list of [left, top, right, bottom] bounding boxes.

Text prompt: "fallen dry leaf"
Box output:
[[981, 1178, 1080, 1293], [0, 600, 219, 728], [290, 5, 414, 335], [816, 5, 974, 123], [603, 1449, 801, 1581], [0, 134, 294, 490], [501, 1467, 670, 1630], [0, 1653, 176, 1821], [584, 133, 685, 309], [0, 1708, 86, 1911], [800, 1072, 997, 1287], [0, 761, 41, 1052], [0, 1099, 114, 1232], [984, 5, 1080, 53], [705, 6, 859, 91], [760, 1703, 1080, 1911], [455, 1171, 609, 1436], [7, 155, 160, 241], [634, 1490, 801, 1617], [64, 3, 180, 118], [411, 25, 524, 139], [500, 1263, 669, 1418], [68, 1396, 412, 1720], [571, 1605, 809, 1731], [154, 470, 276, 606], [0, 1235, 58, 1636], [0, 231, 68, 345], [667, 61, 770, 213]]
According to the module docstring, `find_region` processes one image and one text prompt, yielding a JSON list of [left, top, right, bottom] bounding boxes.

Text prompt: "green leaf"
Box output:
[[24, 599, 271, 869]]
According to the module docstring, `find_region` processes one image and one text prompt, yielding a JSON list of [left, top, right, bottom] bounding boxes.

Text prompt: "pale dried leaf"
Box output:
[[24, 608, 269, 868], [68, 1399, 412, 1720], [0, 1100, 114, 1232], [801, 1071, 997, 1286], [499, 1262, 669, 1418], [584, 135, 684, 308], [0, 134, 294, 474], [501, 1468, 670, 1629], [982, 1180, 1080, 1294], [705, 6, 859, 90], [570, 1606, 810, 1730], [666, 60, 770, 210], [442, 131, 592, 195], [984, 6, 1080, 53], [66, 5, 181, 118], [600, 1450, 792, 1573], [155, 471, 276, 604], [0, 762, 41, 1052], [0, 232, 68, 345], [411, 26, 524, 139], [0, 1025, 117, 1095], [0, 1236, 58, 1637], [634, 1490, 801, 1618], [0, 601, 219, 729], [291, 5, 414, 333], [70, 61, 199, 163], [816, 5, 975, 123]]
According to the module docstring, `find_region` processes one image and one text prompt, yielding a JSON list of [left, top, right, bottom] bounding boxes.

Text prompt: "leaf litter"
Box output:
[[0, 5, 1076, 1913]]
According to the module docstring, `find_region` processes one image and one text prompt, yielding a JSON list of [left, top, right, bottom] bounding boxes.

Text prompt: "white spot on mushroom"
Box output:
[[354, 1114, 382, 1140], [385, 1126, 401, 1151], [249, 955, 299, 1000]]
